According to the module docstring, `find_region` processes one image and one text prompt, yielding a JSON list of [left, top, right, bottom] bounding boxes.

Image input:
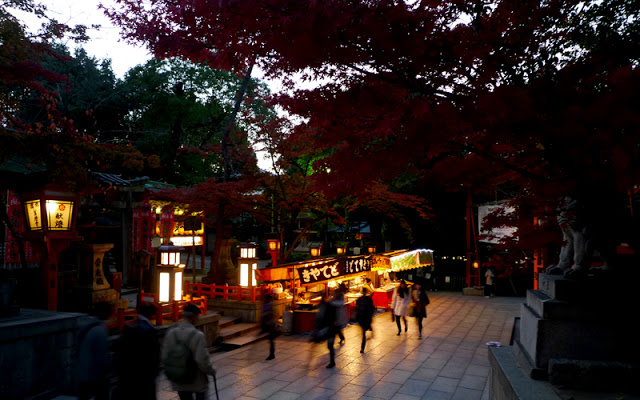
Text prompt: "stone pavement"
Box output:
[[156, 292, 523, 400]]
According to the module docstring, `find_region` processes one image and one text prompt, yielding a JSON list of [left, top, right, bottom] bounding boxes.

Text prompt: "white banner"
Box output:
[[477, 203, 517, 244]]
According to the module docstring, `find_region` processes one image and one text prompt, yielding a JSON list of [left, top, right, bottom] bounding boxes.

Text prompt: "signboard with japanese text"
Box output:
[[344, 255, 371, 275], [298, 259, 342, 285], [371, 254, 392, 270]]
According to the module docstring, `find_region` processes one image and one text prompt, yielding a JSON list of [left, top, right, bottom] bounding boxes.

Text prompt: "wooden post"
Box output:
[[466, 187, 472, 288]]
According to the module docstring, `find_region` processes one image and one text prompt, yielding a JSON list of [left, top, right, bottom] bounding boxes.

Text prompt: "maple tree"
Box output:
[[1, 1, 150, 276], [107, 0, 640, 277]]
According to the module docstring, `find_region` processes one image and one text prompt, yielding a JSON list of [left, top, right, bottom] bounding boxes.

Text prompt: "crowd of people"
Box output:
[[76, 301, 215, 400], [308, 277, 432, 369], [75, 275, 437, 398]]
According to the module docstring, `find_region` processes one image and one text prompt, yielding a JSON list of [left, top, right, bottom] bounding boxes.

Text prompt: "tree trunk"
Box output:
[[205, 58, 256, 283]]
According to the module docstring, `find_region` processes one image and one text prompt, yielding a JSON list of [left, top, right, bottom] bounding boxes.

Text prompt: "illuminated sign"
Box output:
[[167, 236, 204, 247]]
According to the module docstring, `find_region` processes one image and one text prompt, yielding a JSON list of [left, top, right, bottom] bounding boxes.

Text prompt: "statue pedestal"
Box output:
[[73, 243, 125, 311], [489, 272, 639, 398]]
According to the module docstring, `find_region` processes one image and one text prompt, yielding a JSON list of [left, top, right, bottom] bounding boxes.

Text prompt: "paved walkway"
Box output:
[[157, 292, 523, 400]]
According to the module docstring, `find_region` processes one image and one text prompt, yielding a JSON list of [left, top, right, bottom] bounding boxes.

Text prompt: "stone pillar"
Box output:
[[74, 243, 125, 311]]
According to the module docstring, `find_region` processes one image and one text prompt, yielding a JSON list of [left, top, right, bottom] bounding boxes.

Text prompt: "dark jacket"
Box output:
[[115, 317, 160, 399], [356, 295, 375, 329]]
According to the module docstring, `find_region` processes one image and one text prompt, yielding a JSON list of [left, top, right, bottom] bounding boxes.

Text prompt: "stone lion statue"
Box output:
[[547, 196, 618, 279]]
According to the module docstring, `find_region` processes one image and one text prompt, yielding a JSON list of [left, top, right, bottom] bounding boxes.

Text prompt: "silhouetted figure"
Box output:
[[411, 283, 430, 339], [356, 287, 375, 353], [329, 284, 347, 345], [77, 302, 112, 400], [261, 294, 277, 360], [484, 268, 495, 298], [114, 302, 160, 400], [428, 265, 438, 291]]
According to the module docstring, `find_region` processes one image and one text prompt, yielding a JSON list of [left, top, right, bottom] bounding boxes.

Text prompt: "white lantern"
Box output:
[[238, 243, 259, 287]]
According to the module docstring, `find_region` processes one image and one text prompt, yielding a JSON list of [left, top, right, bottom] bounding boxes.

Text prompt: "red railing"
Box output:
[[106, 292, 208, 332], [185, 282, 277, 303]]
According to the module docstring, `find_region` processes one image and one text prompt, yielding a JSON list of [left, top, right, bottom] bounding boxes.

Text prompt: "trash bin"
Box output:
[[282, 309, 293, 335]]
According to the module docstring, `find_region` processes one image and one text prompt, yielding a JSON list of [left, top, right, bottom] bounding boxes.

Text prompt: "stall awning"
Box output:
[[371, 249, 434, 272]]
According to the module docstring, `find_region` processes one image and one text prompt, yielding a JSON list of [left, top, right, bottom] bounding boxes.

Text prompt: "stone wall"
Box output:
[[0, 309, 87, 400], [208, 298, 290, 323], [0, 309, 221, 399]]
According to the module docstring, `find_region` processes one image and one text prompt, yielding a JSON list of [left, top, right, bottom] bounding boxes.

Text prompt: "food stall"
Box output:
[[256, 254, 374, 333], [370, 249, 434, 308]]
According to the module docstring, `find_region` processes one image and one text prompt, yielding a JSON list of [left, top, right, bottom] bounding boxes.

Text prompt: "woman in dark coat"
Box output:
[[356, 287, 375, 353], [411, 283, 430, 339]]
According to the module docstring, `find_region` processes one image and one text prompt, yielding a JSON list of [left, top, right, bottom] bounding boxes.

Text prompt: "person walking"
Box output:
[[321, 292, 340, 368], [114, 302, 160, 400], [261, 293, 277, 360], [391, 280, 412, 335], [328, 284, 347, 345], [76, 302, 112, 400], [411, 283, 430, 339], [162, 304, 216, 400], [428, 265, 438, 291], [485, 267, 495, 298], [355, 287, 375, 353]]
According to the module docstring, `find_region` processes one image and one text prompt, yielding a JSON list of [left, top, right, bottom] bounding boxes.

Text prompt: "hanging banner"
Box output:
[[4, 191, 39, 264], [477, 203, 517, 244], [344, 255, 371, 275], [160, 212, 174, 239], [132, 203, 154, 252]]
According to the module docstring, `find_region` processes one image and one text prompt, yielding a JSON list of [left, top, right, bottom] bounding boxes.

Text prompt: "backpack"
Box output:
[[163, 329, 198, 383]]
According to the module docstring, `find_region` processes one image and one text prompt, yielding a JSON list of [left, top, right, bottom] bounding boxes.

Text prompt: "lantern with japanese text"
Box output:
[[23, 190, 77, 237], [21, 188, 79, 310]]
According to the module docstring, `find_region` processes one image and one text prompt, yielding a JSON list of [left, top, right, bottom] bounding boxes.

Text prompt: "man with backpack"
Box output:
[[162, 304, 216, 400]]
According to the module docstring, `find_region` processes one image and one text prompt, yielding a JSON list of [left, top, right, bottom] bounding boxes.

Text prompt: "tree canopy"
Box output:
[[1, 0, 145, 189], [107, 0, 640, 265]]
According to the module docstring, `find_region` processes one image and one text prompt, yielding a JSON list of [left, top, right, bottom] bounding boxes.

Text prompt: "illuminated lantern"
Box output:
[[239, 242, 259, 287], [267, 239, 280, 252], [367, 244, 377, 254], [309, 243, 323, 258], [22, 188, 79, 310], [23, 191, 77, 235], [336, 246, 347, 255], [157, 244, 185, 302], [266, 238, 280, 267]]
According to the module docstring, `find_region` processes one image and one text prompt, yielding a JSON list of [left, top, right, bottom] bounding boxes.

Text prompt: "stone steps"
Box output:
[[214, 315, 266, 351]]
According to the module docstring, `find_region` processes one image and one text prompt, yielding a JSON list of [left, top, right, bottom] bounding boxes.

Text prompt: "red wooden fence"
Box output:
[[106, 292, 207, 332]]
